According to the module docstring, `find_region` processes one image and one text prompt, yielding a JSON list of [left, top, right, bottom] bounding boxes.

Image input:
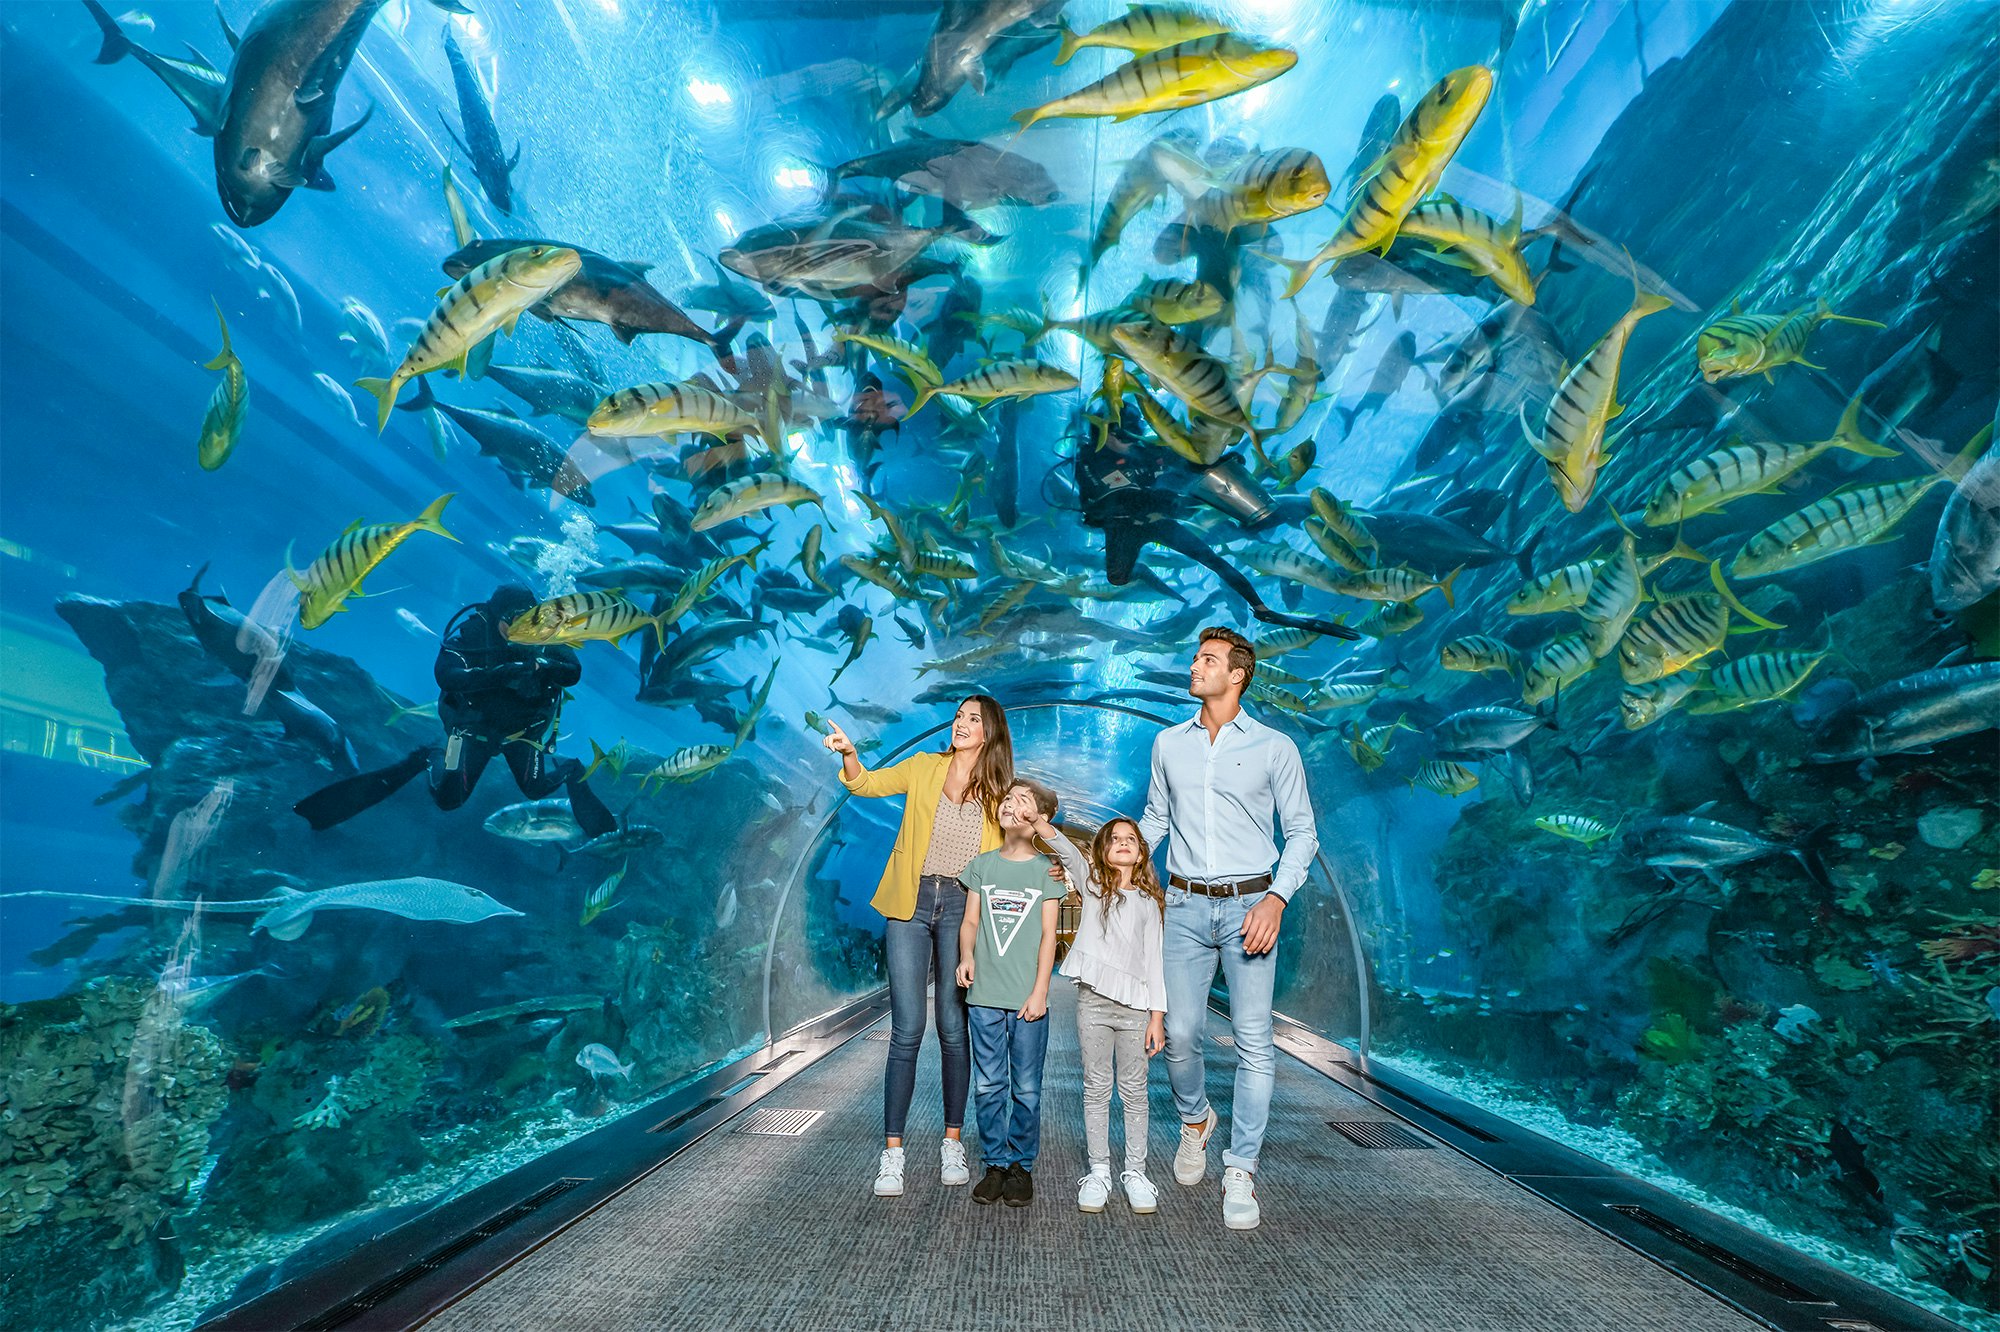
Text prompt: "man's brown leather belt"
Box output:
[[1170, 874, 1273, 897]]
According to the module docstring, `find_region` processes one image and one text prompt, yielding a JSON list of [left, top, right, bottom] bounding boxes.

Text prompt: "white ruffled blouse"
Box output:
[[1049, 835, 1167, 1013]]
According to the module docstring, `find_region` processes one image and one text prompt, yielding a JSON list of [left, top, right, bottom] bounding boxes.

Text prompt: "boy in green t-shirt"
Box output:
[[954, 778, 1065, 1208]]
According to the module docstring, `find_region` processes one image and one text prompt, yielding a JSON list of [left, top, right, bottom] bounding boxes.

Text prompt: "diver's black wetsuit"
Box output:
[[293, 587, 618, 835], [1074, 427, 1360, 641]]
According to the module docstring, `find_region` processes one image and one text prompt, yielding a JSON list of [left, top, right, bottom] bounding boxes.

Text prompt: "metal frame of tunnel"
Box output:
[[760, 697, 1375, 1057]]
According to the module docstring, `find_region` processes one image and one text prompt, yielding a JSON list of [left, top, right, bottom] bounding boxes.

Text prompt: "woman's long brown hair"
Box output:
[[940, 694, 1014, 821], [1090, 817, 1164, 920]]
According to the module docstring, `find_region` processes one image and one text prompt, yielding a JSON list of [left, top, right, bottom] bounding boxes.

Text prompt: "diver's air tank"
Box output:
[[1186, 456, 1276, 527]]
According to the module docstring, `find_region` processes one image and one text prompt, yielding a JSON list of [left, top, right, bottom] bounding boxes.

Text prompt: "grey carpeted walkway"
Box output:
[[423, 985, 1764, 1332]]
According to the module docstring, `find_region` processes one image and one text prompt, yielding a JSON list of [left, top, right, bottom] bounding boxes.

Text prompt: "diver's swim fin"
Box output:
[[565, 774, 617, 841], [294, 748, 430, 830]]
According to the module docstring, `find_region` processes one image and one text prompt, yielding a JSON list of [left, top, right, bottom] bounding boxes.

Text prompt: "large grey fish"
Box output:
[[639, 619, 774, 699], [1363, 510, 1537, 577], [19, 876, 522, 941], [1930, 428, 2000, 614], [403, 382, 594, 504], [177, 564, 356, 769], [682, 257, 777, 323], [482, 364, 603, 425], [1620, 813, 1825, 886], [85, 0, 463, 226], [833, 135, 1059, 208], [893, 0, 1059, 119], [1804, 661, 2000, 763], [443, 239, 738, 358], [483, 798, 583, 845], [439, 21, 517, 214], [1430, 704, 1550, 757]]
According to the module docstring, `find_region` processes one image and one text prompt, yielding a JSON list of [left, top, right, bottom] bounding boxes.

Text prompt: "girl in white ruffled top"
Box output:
[[1055, 817, 1168, 1215]]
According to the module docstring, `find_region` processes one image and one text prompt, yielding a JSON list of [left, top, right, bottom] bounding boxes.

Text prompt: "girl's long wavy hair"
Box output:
[[940, 694, 1014, 821], [1089, 817, 1164, 921]]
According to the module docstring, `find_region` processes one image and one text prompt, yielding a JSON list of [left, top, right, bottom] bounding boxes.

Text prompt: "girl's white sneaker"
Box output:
[[873, 1147, 905, 1197], [1121, 1169, 1159, 1214], [1077, 1168, 1112, 1213], [940, 1137, 970, 1186]]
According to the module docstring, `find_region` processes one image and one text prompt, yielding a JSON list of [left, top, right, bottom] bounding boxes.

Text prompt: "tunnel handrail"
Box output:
[[760, 698, 1373, 1056]]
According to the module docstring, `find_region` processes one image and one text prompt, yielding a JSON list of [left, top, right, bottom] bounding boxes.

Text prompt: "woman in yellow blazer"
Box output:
[[823, 695, 1012, 1201]]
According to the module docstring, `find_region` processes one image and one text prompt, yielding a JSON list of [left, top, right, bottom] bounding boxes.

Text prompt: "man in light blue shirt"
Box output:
[[1138, 625, 1318, 1231]]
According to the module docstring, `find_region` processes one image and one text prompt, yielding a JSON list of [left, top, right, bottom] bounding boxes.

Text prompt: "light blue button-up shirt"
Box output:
[[1137, 707, 1318, 903]]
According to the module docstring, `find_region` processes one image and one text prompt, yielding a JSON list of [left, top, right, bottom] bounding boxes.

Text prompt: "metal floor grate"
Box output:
[[864, 1029, 892, 1040], [1211, 1033, 1235, 1046], [732, 1108, 825, 1137], [1327, 1120, 1435, 1150], [1607, 1204, 1829, 1303]]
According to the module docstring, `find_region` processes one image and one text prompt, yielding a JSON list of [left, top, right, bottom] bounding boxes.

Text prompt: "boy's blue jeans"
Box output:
[[1162, 886, 1277, 1172], [967, 1003, 1050, 1170]]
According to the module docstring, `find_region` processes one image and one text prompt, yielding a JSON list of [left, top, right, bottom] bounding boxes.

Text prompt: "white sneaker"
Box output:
[[1077, 1169, 1111, 1213], [1173, 1107, 1218, 1186], [1121, 1169, 1159, 1214], [873, 1146, 905, 1198], [1222, 1165, 1260, 1230], [940, 1137, 970, 1187]]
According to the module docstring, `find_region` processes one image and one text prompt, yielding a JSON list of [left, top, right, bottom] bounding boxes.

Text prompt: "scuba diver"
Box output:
[[293, 584, 620, 836], [1070, 409, 1362, 641]]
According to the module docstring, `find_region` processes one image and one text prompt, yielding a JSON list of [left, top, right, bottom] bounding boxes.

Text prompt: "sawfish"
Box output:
[[19, 877, 523, 941]]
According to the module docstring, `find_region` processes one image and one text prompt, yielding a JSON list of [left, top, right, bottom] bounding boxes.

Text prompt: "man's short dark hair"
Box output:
[[1199, 625, 1256, 692]]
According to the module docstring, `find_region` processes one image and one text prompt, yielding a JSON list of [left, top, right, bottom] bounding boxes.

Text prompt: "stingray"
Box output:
[[19, 877, 524, 941]]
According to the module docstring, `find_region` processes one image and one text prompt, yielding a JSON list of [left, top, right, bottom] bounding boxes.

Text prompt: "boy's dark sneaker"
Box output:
[[1003, 1164, 1033, 1207], [973, 1166, 1008, 1205]]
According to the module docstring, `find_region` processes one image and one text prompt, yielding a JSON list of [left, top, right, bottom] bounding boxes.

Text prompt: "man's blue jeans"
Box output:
[[1162, 886, 1277, 1172], [967, 1003, 1050, 1169]]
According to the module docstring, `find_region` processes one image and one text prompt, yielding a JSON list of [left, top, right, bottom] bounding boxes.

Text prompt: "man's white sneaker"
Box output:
[[940, 1137, 970, 1186], [873, 1146, 905, 1198], [1222, 1166, 1260, 1230], [1076, 1169, 1111, 1213], [1173, 1107, 1218, 1186], [1121, 1169, 1159, 1214]]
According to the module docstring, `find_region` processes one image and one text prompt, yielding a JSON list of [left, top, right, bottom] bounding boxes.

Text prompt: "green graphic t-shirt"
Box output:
[[958, 849, 1056, 1011]]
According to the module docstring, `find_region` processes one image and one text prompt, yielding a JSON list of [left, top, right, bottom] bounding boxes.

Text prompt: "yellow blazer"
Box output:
[[841, 750, 1002, 921]]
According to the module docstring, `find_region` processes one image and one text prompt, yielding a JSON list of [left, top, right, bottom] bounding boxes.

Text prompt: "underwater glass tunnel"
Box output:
[[0, 0, 1995, 1327]]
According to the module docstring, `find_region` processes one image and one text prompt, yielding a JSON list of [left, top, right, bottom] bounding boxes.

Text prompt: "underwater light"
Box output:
[[687, 78, 733, 108], [714, 208, 736, 235], [773, 164, 817, 192]]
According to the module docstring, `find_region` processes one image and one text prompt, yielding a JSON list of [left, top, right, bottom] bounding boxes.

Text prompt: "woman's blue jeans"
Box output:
[[882, 874, 970, 1138]]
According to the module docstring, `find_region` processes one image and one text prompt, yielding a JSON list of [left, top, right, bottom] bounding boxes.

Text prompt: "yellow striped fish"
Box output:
[[1013, 33, 1297, 130], [1687, 649, 1829, 714], [1310, 488, 1377, 551], [1397, 195, 1536, 305], [859, 494, 917, 569], [1410, 760, 1479, 797], [1030, 309, 1145, 353], [1526, 276, 1673, 512], [1180, 148, 1331, 234], [1441, 635, 1520, 675], [197, 300, 249, 471], [1270, 305, 1324, 438], [658, 549, 758, 627], [1111, 318, 1254, 434], [1241, 542, 1349, 594], [907, 360, 1078, 417], [1249, 679, 1315, 715], [1252, 626, 1325, 658], [506, 591, 664, 648], [1619, 673, 1701, 729], [975, 579, 1038, 633], [1521, 632, 1596, 705], [1272, 66, 1494, 297], [1534, 813, 1616, 846], [1617, 592, 1732, 683], [1130, 380, 1226, 466], [1507, 558, 1602, 615], [587, 381, 762, 439], [1358, 599, 1425, 637], [1696, 298, 1886, 384], [289, 494, 457, 630], [637, 743, 734, 792], [910, 550, 977, 581], [1308, 679, 1399, 711], [1578, 536, 1643, 658], [357, 245, 580, 430], [691, 473, 827, 530], [841, 553, 927, 601], [1091, 131, 1205, 261], [1125, 278, 1226, 324], [1053, 4, 1231, 65], [1305, 516, 1373, 572], [1643, 395, 1895, 526], [1728, 471, 1956, 579], [1333, 565, 1461, 606], [799, 523, 833, 593], [1348, 715, 1413, 771], [834, 329, 942, 388]]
